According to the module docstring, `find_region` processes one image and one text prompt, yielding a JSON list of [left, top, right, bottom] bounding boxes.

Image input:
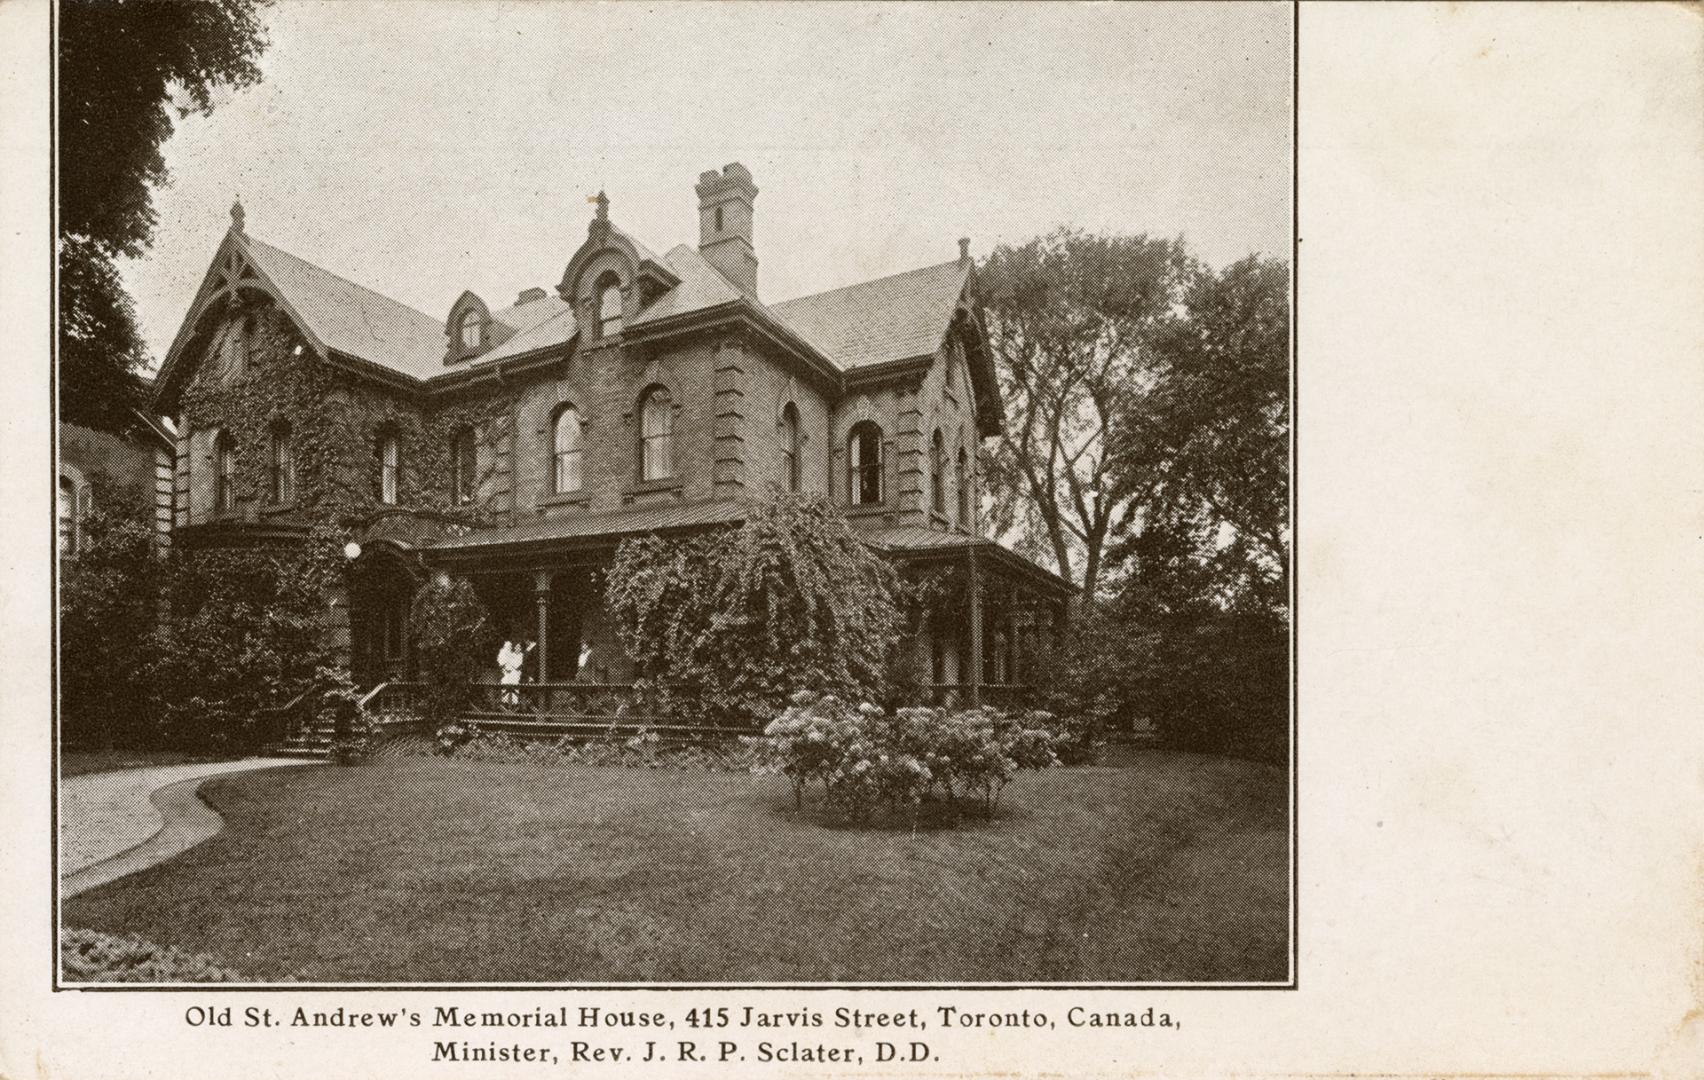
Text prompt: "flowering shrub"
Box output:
[[762, 691, 1062, 824], [434, 720, 476, 756], [61, 929, 248, 983]]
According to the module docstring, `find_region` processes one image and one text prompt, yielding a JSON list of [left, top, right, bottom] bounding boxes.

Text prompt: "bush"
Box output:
[[150, 536, 344, 752], [1032, 608, 1288, 764], [61, 929, 247, 983], [59, 493, 164, 749], [762, 691, 1061, 824], [607, 494, 900, 726], [410, 575, 497, 727]]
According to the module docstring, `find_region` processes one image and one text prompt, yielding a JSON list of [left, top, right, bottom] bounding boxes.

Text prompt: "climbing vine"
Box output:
[[175, 303, 516, 531], [606, 493, 901, 724], [155, 302, 521, 748]]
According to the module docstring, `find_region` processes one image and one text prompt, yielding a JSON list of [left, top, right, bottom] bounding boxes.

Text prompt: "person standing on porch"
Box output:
[[497, 638, 530, 706]]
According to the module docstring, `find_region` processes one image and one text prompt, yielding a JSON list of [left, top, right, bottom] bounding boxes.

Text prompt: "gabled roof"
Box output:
[[242, 236, 447, 380], [468, 303, 578, 367], [627, 245, 748, 327], [159, 215, 983, 404], [769, 260, 970, 372]]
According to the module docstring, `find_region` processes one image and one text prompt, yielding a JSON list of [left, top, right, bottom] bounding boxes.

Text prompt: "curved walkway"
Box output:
[[62, 759, 321, 898]]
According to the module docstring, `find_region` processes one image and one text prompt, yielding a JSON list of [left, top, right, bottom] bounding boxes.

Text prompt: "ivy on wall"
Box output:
[[176, 303, 518, 532]]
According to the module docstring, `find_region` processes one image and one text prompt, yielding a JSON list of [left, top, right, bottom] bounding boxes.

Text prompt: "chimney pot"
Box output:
[[516, 287, 548, 305]]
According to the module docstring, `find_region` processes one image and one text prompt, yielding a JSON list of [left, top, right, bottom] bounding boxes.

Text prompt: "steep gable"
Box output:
[[769, 260, 970, 373]]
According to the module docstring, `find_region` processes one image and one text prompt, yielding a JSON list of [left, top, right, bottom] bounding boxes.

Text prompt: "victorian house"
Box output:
[[151, 164, 1071, 713]]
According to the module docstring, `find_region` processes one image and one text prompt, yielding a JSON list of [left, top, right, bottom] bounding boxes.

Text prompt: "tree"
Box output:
[[978, 228, 1195, 599], [58, 0, 271, 433], [1111, 254, 1290, 615], [606, 494, 900, 723], [59, 487, 164, 748]]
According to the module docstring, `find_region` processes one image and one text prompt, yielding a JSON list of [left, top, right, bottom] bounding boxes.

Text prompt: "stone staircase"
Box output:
[[272, 715, 338, 759]]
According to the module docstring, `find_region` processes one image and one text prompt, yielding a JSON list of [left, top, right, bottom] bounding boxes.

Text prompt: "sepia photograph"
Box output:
[[53, 0, 1293, 986]]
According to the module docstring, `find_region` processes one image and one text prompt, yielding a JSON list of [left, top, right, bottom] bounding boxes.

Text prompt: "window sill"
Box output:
[[262, 501, 297, 516], [844, 502, 888, 517], [537, 491, 591, 509], [622, 478, 683, 499]]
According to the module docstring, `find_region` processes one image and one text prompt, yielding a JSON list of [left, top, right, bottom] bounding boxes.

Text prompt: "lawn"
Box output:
[[61, 753, 1289, 983]]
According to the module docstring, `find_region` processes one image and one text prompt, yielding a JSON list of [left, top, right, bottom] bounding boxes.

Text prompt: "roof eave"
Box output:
[[626, 300, 844, 389]]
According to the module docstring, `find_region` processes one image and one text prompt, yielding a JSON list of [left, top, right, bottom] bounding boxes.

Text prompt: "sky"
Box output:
[[124, 0, 1292, 366]]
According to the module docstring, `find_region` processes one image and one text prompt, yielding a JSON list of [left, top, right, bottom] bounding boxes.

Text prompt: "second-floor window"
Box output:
[[779, 402, 800, 492], [848, 421, 883, 506], [215, 432, 237, 512], [931, 429, 947, 516], [639, 386, 672, 481], [459, 310, 482, 350], [378, 434, 400, 505], [552, 405, 583, 494], [956, 447, 970, 526], [269, 422, 294, 504], [450, 426, 477, 506]]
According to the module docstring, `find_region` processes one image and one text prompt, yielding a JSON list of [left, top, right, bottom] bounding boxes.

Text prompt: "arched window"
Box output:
[[639, 387, 672, 481], [268, 422, 294, 504], [377, 433, 400, 505], [847, 421, 883, 506], [597, 274, 623, 338], [930, 429, 947, 515], [779, 402, 800, 492], [458, 309, 482, 350], [450, 426, 478, 505], [58, 475, 77, 555], [215, 432, 238, 512], [552, 405, 583, 494], [955, 447, 970, 526]]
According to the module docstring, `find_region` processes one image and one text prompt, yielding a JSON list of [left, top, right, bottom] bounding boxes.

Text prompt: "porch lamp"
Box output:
[[343, 541, 362, 561]]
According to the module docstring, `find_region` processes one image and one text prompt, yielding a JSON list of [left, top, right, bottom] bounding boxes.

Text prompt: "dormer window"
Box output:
[[458, 309, 482, 350], [596, 273, 623, 338]]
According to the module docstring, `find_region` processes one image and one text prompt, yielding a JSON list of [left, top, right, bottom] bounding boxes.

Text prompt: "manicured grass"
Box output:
[[60, 748, 237, 778], [62, 753, 1288, 983]]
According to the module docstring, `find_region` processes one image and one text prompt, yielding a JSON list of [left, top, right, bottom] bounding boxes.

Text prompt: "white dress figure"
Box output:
[[497, 639, 526, 706], [577, 642, 593, 682]]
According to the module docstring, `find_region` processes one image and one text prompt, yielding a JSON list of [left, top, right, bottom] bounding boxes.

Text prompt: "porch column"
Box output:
[[966, 543, 983, 706], [533, 570, 553, 711]]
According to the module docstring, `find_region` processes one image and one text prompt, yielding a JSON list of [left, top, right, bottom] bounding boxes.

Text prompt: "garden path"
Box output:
[[61, 759, 320, 898]]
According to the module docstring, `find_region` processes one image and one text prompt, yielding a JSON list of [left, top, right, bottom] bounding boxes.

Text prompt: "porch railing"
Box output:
[[463, 682, 753, 743], [914, 683, 1035, 709], [359, 681, 429, 733]]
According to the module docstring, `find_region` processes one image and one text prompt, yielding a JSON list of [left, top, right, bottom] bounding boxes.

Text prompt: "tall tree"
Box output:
[[1111, 254, 1290, 615], [978, 228, 1195, 599], [58, 0, 270, 433]]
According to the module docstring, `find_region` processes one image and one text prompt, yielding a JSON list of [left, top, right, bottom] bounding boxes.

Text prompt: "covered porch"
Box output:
[[344, 504, 1076, 740]]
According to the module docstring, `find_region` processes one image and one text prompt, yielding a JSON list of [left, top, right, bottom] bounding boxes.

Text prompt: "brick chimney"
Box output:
[[696, 163, 758, 296]]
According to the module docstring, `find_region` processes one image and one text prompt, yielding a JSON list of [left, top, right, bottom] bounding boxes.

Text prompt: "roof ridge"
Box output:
[[242, 233, 443, 328], [771, 258, 966, 309]]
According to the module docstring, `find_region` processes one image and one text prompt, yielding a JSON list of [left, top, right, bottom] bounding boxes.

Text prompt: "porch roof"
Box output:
[[429, 499, 748, 553], [857, 524, 1078, 597]]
